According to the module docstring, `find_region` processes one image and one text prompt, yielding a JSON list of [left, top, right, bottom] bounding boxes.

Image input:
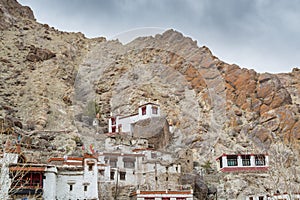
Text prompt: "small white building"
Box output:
[[130, 190, 194, 200], [245, 193, 300, 200], [108, 102, 161, 134], [269, 193, 300, 200], [216, 153, 269, 172], [48, 154, 99, 200]]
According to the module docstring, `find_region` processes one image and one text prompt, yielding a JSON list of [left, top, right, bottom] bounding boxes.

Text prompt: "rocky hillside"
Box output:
[[1, 0, 300, 199]]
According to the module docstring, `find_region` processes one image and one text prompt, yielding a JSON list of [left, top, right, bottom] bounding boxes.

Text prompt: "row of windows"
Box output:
[[106, 154, 158, 168], [249, 196, 264, 200], [11, 172, 43, 188], [143, 198, 186, 200], [220, 155, 266, 167], [110, 171, 127, 180], [69, 184, 88, 192], [107, 171, 172, 182], [141, 106, 158, 115], [108, 160, 135, 168]]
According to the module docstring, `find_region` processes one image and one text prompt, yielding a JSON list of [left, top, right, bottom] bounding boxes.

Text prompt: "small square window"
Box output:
[[227, 155, 238, 166], [110, 160, 117, 168], [152, 106, 158, 114], [255, 155, 266, 166], [110, 171, 115, 180], [124, 161, 135, 168], [99, 169, 105, 176], [151, 153, 157, 158], [241, 155, 251, 166], [120, 172, 126, 180]]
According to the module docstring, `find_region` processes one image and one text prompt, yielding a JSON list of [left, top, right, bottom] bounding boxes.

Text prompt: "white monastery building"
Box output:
[[48, 154, 99, 200], [108, 102, 161, 134], [2, 144, 190, 200], [130, 190, 194, 200], [3, 149, 99, 200], [216, 153, 269, 172]]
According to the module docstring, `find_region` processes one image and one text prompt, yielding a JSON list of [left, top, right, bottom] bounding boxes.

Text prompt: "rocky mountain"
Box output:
[[1, 0, 300, 199]]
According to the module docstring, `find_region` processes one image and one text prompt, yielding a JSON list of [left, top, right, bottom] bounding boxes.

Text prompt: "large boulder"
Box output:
[[180, 172, 208, 200], [132, 117, 171, 149], [26, 46, 56, 62]]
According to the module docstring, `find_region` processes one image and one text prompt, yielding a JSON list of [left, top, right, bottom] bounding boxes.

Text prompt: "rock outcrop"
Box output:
[[26, 45, 56, 62], [132, 117, 171, 149], [0, 0, 34, 29]]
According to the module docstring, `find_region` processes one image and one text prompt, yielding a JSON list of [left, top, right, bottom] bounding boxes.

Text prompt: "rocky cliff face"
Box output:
[[1, 0, 300, 199], [0, 0, 34, 29]]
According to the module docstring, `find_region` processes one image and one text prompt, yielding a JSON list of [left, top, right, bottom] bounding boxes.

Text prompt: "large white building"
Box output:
[[2, 147, 99, 200], [98, 148, 182, 191], [3, 145, 190, 200]]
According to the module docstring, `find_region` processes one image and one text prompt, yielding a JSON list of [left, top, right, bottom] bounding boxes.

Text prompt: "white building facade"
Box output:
[[216, 154, 269, 172], [130, 190, 194, 200], [98, 152, 144, 186], [245, 193, 300, 200], [108, 103, 161, 134], [98, 148, 182, 191], [48, 154, 99, 200], [2, 153, 98, 200], [0, 151, 19, 199]]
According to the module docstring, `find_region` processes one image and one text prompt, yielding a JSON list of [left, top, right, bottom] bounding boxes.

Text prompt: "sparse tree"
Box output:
[[0, 118, 40, 199]]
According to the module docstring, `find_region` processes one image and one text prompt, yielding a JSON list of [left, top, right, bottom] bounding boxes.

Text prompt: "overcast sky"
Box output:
[[18, 0, 300, 73]]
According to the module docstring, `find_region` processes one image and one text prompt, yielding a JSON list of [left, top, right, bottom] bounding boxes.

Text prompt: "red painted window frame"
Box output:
[[142, 106, 146, 115]]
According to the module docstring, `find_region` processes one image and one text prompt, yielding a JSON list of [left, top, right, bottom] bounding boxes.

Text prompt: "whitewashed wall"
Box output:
[[55, 158, 99, 200], [0, 152, 18, 199], [43, 166, 57, 200], [109, 103, 161, 134]]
